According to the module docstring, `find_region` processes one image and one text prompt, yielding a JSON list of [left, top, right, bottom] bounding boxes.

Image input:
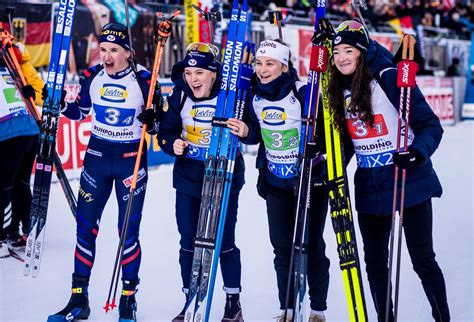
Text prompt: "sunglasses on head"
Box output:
[[336, 20, 369, 42], [185, 42, 219, 58]]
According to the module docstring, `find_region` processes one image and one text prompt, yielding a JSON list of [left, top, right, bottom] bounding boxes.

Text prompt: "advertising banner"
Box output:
[[417, 76, 455, 125]]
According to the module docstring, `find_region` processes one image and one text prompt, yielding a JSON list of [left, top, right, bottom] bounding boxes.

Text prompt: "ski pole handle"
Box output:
[[269, 10, 283, 40], [396, 35, 417, 88]]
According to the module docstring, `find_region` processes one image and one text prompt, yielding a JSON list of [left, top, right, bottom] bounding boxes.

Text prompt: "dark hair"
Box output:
[[328, 54, 373, 131]]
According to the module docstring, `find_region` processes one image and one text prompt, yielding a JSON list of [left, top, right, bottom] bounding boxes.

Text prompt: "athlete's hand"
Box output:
[[173, 139, 189, 156], [41, 84, 48, 101], [137, 108, 158, 130], [41, 84, 67, 110], [21, 85, 36, 101], [227, 118, 249, 138], [393, 149, 420, 169]]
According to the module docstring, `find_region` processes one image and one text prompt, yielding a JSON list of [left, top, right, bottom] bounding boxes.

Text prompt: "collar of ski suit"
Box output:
[[253, 68, 297, 101], [106, 65, 133, 79]]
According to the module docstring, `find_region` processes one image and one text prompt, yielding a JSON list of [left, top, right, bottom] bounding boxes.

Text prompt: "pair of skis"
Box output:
[[286, 2, 368, 321], [184, 1, 254, 321], [318, 19, 368, 322], [2, 0, 78, 278]]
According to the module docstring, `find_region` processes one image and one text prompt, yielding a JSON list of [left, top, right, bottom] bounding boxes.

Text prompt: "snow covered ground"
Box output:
[[1, 121, 473, 322]]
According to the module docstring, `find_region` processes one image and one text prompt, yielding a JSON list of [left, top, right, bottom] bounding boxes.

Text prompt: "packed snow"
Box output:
[[1, 121, 473, 322]]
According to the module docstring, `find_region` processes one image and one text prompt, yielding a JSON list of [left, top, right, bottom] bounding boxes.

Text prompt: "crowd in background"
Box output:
[[155, 0, 474, 39]]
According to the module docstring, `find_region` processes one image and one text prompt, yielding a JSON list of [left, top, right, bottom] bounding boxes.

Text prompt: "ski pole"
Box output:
[[385, 34, 418, 322], [268, 9, 283, 40], [103, 10, 179, 313], [351, 0, 370, 34], [192, 4, 222, 46]]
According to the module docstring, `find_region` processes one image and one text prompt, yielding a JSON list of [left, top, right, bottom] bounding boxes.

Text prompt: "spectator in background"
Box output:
[[447, 57, 461, 76]]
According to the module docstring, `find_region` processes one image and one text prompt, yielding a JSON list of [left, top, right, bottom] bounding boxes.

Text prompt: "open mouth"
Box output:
[[104, 61, 114, 68]]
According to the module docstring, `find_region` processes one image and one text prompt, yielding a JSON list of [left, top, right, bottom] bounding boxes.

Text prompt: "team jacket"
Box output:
[[157, 60, 245, 198], [344, 40, 443, 215], [242, 68, 325, 191], [0, 44, 44, 142], [62, 64, 156, 143]]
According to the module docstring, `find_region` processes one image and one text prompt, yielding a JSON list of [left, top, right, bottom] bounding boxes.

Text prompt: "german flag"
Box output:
[[0, 3, 52, 67]]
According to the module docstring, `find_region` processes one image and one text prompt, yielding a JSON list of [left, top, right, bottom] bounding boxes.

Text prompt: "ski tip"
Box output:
[[232, 0, 239, 10]]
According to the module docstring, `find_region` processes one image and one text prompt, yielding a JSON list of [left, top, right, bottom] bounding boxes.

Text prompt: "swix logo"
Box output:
[[317, 48, 326, 70], [317, 0, 326, 7], [401, 62, 410, 84], [262, 106, 286, 126], [100, 84, 128, 103], [190, 105, 215, 123]]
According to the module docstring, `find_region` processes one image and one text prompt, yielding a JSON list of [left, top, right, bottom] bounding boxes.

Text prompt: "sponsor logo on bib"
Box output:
[[262, 106, 286, 126], [100, 83, 128, 103]]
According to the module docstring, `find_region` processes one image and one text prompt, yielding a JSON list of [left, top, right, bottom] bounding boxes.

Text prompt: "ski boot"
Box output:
[[118, 279, 139, 322], [221, 293, 244, 322], [171, 288, 188, 321], [171, 307, 185, 322], [276, 309, 293, 322], [308, 313, 326, 322], [47, 275, 90, 321], [0, 240, 9, 258]]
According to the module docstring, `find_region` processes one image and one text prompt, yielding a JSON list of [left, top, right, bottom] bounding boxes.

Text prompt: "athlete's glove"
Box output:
[[305, 136, 322, 159], [393, 149, 420, 169], [21, 85, 36, 101], [152, 82, 164, 109], [41, 84, 67, 110], [137, 108, 158, 130]]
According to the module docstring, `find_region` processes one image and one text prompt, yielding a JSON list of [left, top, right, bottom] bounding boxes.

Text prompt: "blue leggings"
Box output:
[[175, 191, 241, 291], [73, 137, 147, 281]]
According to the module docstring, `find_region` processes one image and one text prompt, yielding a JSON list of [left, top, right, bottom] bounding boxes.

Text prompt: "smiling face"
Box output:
[[333, 44, 361, 76], [255, 56, 288, 84], [99, 42, 130, 75], [184, 67, 216, 98]]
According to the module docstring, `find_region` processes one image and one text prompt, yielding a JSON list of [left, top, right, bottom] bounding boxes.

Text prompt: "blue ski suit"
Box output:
[[157, 60, 245, 293], [338, 40, 449, 321], [62, 64, 157, 282]]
